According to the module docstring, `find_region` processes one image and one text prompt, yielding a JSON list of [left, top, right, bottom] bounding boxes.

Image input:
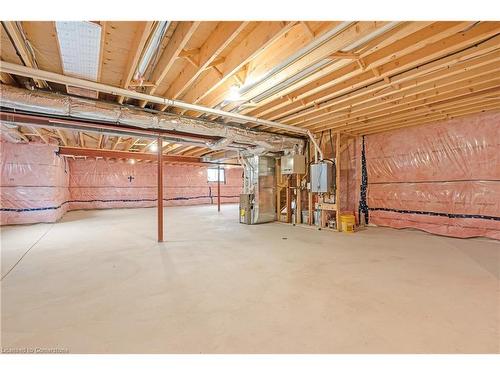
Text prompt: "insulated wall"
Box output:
[[365, 112, 500, 240], [0, 142, 70, 225], [0, 141, 243, 225], [318, 134, 360, 218], [340, 137, 361, 218], [68, 159, 242, 211]]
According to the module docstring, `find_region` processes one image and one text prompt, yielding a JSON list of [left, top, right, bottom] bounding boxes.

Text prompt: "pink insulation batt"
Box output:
[[365, 112, 500, 240], [2, 111, 498, 240], [1, 142, 70, 225], [68, 159, 242, 211], [1, 141, 242, 225]]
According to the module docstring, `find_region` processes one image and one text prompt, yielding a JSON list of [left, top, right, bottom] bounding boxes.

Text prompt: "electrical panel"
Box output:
[[310, 162, 333, 193], [280, 155, 306, 174]]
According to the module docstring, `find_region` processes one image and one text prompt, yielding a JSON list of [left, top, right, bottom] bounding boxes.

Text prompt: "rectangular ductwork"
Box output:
[[240, 155, 276, 224], [0, 84, 304, 154]]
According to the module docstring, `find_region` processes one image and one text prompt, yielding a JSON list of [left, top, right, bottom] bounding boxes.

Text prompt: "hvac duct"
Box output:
[[0, 62, 322, 159], [0, 84, 305, 154], [239, 155, 276, 224]]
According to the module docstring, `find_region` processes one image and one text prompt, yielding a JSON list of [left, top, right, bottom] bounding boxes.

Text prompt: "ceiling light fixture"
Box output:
[[149, 143, 158, 152], [226, 85, 241, 101]]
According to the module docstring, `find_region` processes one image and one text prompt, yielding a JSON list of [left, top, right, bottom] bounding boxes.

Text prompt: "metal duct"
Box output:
[[242, 155, 276, 224], [0, 84, 304, 154]]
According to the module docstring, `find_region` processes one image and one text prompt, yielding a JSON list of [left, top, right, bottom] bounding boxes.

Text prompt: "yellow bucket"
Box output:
[[340, 213, 356, 233]]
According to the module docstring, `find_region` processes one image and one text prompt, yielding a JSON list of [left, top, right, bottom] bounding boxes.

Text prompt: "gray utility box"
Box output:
[[281, 154, 306, 174], [310, 162, 333, 193]]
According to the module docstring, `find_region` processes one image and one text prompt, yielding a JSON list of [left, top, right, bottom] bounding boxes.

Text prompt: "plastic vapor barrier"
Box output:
[[68, 159, 243, 211], [365, 112, 500, 240], [340, 137, 361, 219], [1, 141, 243, 225], [318, 133, 360, 218], [1, 142, 70, 224]]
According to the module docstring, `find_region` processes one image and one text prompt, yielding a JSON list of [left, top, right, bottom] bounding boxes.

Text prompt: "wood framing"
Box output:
[[117, 21, 154, 104], [335, 132, 341, 232], [138, 21, 201, 108], [1, 20, 498, 158]]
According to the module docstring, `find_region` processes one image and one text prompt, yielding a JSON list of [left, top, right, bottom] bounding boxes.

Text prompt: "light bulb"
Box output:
[[227, 85, 241, 101]]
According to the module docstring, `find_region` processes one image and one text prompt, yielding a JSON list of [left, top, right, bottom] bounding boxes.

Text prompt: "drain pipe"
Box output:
[[0, 61, 324, 160]]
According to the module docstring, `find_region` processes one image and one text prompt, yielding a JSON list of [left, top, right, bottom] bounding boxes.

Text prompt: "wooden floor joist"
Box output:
[[0, 20, 498, 148]]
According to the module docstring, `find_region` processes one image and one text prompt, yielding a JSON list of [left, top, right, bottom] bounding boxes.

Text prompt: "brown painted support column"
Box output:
[[157, 136, 164, 242], [217, 165, 221, 212], [335, 132, 341, 232]]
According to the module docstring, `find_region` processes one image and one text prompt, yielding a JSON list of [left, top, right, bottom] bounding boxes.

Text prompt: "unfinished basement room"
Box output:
[[1, 11, 499, 359]]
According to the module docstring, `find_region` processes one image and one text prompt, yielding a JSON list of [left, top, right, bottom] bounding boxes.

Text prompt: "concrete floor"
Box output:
[[1, 204, 499, 354]]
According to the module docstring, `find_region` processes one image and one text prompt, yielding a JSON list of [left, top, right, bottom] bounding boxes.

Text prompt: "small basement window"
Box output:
[[207, 167, 225, 183]]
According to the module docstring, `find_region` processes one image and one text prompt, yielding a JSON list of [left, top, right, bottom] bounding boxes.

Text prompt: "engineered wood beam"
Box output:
[[31, 126, 49, 144], [358, 102, 500, 135], [127, 137, 142, 151], [342, 90, 500, 134], [178, 21, 295, 112], [111, 136, 121, 150], [97, 21, 107, 83], [300, 21, 315, 38], [212, 22, 388, 114], [247, 21, 484, 121], [97, 134, 103, 149], [0, 72, 15, 84], [117, 21, 154, 104], [301, 58, 500, 130], [139, 21, 201, 108], [164, 143, 184, 154], [140, 140, 156, 152], [283, 39, 500, 126], [160, 22, 249, 111], [79, 132, 85, 148], [58, 146, 202, 163], [254, 22, 499, 134], [311, 77, 500, 132], [2, 21, 47, 88], [330, 51, 359, 59], [237, 23, 432, 118], [56, 128, 68, 146]]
